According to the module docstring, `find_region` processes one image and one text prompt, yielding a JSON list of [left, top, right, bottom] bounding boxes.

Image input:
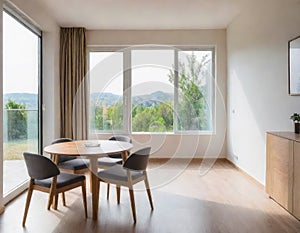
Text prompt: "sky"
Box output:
[[89, 50, 175, 96], [89, 49, 211, 96], [3, 11, 39, 94]]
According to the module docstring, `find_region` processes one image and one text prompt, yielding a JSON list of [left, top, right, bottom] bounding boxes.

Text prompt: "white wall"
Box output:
[[227, 0, 300, 184], [8, 0, 61, 147], [87, 30, 227, 158]]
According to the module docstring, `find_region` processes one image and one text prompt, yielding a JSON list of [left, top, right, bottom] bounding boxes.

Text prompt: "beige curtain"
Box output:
[[60, 27, 88, 140]]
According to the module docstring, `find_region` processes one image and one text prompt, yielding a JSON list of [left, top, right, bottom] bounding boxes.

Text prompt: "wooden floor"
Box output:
[[0, 159, 299, 233]]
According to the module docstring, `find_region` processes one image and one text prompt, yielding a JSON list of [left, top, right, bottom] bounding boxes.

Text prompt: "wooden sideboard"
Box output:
[[266, 132, 300, 219]]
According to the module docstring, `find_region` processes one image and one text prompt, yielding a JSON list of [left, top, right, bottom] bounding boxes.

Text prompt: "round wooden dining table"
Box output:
[[44, 140, 133, 220]]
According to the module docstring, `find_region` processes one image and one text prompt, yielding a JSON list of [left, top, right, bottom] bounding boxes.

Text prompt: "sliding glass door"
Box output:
[[3, 10, 41, 200]]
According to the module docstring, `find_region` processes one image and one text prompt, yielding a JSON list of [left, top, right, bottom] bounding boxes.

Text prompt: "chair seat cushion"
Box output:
[[98, 165, 143, 182], [58, 155, 77, 163], [98, 157, 122, 167], [58, 158, 89, 171], [34, 172, 85, 188]]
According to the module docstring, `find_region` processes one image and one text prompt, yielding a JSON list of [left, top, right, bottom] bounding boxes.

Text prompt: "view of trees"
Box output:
[[132, 102, 173, 132], [90, 98, 174, 132], [169, 52, 211, 130], [91, 102, 123, 131], [5, 99, 28, 140], [90, 51, 212, 132]]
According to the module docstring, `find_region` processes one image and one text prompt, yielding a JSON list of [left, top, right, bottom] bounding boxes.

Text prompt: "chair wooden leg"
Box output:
[[116, 185, 121, 204], [47, 194, 54, 210], [62, 192, 66, 206], [92, 179, 101, 219], [22, 179, 34, 227], [89, 170, 93, 193], [98, 180, 101, 203], [53, 194, 59, 210], [47, 177, 57, 210], [106, 183, 110, 200], [128, 188, 136, 223], [144, 173, 154, 210], [82, 180, 88, 218]]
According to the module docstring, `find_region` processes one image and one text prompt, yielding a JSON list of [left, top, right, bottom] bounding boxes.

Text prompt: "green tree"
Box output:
[[5, 99, 27, 140], [149, 117, 166, 132], [107, 102, 123, 130], [169, 52, 211, 130], [94, 105, 104, 130], [131, 103, 174, 132], [156, 102, 173, 131], [132, 106, 154, 132], [91, 102, 123, 131]]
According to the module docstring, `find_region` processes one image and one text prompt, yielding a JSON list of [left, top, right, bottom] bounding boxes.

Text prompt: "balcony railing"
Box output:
[[3, 109, 39, 160]]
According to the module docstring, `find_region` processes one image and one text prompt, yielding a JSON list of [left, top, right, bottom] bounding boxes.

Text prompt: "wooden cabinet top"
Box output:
[[267, 131, 300, 143]]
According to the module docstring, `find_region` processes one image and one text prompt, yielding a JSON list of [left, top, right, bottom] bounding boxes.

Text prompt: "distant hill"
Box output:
[[90, 92, 121, 106], [4, 93, 38, 110], [133, 91, 173, 106], [91, 91, 173, 107], [4, 91, 173, 110]]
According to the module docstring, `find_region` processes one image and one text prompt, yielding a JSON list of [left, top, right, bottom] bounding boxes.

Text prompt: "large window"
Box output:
[[132, 49, 174, 132], [3, 9, 42, 199], [89, 51, 124, 132], [176, 50, 213, 131], [88, 47, 214, 134]]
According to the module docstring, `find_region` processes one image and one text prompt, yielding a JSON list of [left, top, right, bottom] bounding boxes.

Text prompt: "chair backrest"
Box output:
[[123, 147, 151, 171], [51, 138, 76, 163], [51, 138, 73, 144], [23, 152, 60, 180], [109, 135, 132, 159], [109, 135, 132, 143]]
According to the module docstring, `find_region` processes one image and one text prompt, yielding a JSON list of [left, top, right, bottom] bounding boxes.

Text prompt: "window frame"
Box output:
[[87, 46, 216, 135]]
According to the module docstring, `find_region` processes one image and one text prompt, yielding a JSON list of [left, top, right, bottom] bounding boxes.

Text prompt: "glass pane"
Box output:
[[132, 50, 174, 133], [3, 12, 39, 194], [177, 50, 213, 131], [89, 52, 123, 132]]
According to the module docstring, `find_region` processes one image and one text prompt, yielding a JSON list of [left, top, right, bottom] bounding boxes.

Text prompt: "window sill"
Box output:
[[90, 131, 215, 136]]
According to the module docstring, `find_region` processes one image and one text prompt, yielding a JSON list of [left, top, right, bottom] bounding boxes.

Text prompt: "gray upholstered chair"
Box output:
[[52, 138, 90, 174], [22, 152, 87, 226], [52, 138, 90, 205], [98, 135, 132, 199], [98, 146, 153, 223]]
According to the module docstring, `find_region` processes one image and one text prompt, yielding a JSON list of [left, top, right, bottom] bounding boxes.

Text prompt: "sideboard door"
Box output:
[[266, 134, 293, 211], [293, 141, 300, 218]]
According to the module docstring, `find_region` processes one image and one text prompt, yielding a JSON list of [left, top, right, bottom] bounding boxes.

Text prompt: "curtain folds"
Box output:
[[60, 27, 88, 140]]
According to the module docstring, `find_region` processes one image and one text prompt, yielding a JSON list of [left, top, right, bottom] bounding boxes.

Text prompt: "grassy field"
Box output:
[[3, 140, 38, 160]]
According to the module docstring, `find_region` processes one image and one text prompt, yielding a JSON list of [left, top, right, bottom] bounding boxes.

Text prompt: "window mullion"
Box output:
[[123, 50, 132, 134], [174, 49, 179, 133]]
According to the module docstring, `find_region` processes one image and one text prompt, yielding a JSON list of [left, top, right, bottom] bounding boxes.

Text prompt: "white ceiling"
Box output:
[[36, 0, 247, 30]]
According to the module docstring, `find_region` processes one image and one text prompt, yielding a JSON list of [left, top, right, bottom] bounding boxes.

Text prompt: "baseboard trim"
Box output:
[[226, 159, 265, 190], [149, 157, 227, 163]]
